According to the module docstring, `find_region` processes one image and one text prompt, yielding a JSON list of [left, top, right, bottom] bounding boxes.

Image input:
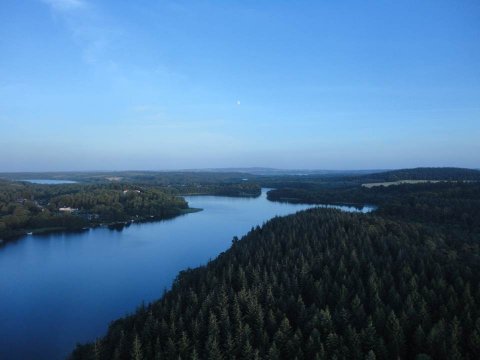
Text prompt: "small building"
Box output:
[[59, 207, 78, 212], [123, 190, 141, 194]]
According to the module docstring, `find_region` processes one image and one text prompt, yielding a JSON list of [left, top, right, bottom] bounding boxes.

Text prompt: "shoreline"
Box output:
[[0, 207, 203, 245]]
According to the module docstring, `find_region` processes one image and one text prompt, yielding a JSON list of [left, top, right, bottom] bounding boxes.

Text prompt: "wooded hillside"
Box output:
[[71, 186, 480, 359]]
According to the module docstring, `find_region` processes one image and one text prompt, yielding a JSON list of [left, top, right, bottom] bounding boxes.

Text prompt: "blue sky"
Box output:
[[1, 0, 479, 171]]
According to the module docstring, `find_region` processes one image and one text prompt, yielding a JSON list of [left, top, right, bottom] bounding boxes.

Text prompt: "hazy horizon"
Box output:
[[1, 0, 479, 171], [2, 166, 480, 175], [1, 167, 382, 173]]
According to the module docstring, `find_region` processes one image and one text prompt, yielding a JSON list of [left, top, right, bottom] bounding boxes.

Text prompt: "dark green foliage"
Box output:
[[0, 170, 262, 195], [0, 182, 188, 241], [48, 186, 188, 221], [267, 182, 480, 232], [358, 167, 480, 182], [64, 169, 480, 358], [258, 167, 480, 189], [70, 193, 480, 359], [0, 174, 262, 242]]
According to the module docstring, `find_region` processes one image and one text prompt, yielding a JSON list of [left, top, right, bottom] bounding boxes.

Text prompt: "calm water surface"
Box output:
[[0, 189, 373, 360], [20, 179, 78, 184]]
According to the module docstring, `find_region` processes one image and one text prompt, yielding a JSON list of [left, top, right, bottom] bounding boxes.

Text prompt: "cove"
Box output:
[[0, 189, 374, 360]]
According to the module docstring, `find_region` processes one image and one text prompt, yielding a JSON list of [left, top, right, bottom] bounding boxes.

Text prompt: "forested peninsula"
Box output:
[[0, 176, 261, 243], [0, 181, 189, 242], [71, 168, 480, 359]]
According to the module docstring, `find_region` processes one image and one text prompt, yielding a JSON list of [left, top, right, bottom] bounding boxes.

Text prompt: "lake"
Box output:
[[0, 189, 374, 360], [20, 179, 78, 184]]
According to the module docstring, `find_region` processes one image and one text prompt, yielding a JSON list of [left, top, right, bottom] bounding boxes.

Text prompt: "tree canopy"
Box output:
[[71, 181, 480, 359]]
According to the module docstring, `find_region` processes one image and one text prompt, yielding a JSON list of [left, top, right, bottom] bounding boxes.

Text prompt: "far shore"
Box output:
[[0, 207, 203, 245]]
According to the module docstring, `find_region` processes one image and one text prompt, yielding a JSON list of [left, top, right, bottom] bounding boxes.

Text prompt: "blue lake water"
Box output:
[[20, 179, 78, 184], [0, 189, 374, 360]]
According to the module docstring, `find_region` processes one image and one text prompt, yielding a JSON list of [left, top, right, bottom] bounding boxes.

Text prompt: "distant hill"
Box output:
[[358, 167, 480, 183], [0, 171, 257, 185]]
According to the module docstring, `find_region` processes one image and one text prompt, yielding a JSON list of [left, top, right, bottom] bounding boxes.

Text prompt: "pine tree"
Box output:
[[386, 311, 404, 358], [413, 325, 426, 354], [469, 318, 480, 354], [268, 342, 280, 360], [178, 331, 190, 359], [240, 339, 253, 360], [131, 334, 143, 360], [447, 317, 462, 360], [93, 339, 102, 360], [206, 337, 222, 360]]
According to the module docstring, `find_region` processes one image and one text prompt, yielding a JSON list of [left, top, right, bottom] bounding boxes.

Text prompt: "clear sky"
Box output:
[[1, 0, 479, 171]]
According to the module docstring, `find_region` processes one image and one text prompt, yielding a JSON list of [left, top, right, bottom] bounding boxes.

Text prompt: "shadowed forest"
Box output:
[[69, 168, 480, 359]]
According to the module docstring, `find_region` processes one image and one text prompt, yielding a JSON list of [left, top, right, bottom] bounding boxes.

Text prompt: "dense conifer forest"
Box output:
[[71, 175, 480, 359], [267, 182, 480, 232]]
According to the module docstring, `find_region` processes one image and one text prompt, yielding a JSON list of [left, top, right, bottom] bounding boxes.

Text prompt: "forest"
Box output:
[[352, 167, 480, 183], [70, 170, 480, 359], [0, 181, 188, 241], [258, 167, 480, 190], [0, 171, 261, 186], [0, 176, 261, 242], [267, 182, 480, 231]]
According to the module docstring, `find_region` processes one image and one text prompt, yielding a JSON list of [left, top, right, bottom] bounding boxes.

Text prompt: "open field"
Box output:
[[362, 179, 443, 188]]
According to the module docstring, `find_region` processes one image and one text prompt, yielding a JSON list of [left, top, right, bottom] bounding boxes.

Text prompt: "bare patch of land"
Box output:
[[362, 180, 444, 188]]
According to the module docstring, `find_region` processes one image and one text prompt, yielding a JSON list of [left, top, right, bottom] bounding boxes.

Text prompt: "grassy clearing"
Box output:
[[362, 180, 444, 188]]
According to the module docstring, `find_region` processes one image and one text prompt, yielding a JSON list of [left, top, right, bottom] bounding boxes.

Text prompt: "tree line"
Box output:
[[71, 180, 480, 359], [0, 179, 261, 242], [267, 182, 480, 231], [0, 182, 187, 241]]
